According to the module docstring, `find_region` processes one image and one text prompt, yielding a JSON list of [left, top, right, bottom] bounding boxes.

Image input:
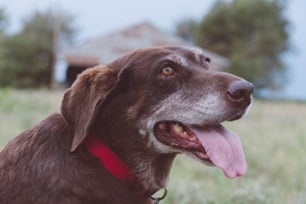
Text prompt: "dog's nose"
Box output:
[[227, 80, 254, 102]]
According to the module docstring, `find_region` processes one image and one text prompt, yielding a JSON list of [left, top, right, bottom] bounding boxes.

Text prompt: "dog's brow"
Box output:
[[190, 47, 204, 63], [189, 47, 210, 69], [165, 55, 188, 68]]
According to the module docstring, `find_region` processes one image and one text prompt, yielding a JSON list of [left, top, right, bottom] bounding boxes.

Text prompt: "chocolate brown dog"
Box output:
[[0, 46, 253, 204]]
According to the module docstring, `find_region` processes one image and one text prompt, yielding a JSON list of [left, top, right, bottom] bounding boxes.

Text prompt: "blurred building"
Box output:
[[60, 22, 228, 86]]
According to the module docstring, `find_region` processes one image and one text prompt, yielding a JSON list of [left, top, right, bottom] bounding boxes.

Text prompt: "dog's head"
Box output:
[[61, 46, 253, 178]]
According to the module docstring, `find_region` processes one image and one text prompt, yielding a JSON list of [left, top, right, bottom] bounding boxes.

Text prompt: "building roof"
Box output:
[[63, 22, 228, 70]]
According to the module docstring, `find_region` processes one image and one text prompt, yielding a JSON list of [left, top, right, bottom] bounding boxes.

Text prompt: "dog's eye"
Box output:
[[161, 66, 175, 77]]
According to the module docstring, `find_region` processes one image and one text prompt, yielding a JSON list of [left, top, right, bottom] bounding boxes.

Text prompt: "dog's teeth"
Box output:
[[189, 136, 197, 141], [181, 131, 189, 139], [173, 123, 183, 133]]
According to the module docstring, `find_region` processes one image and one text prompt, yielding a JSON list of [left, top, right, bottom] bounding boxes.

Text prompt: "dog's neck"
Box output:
[[84, 133, 139, 183], [128, 148, 177, 195], [85, 131, 177, 196]]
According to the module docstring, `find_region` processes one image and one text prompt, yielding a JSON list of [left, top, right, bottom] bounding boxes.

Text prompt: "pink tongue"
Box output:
[[193, 125, 247, 178]]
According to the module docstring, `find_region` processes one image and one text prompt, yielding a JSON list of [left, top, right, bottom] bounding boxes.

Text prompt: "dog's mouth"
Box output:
[[153, 121, 247, 178]]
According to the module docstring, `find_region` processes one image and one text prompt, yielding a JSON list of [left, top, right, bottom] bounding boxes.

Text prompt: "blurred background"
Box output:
[[0, 0, 305, 203]]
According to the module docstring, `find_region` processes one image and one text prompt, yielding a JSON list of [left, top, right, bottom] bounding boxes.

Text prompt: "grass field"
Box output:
[[0, 89, 306, 204]]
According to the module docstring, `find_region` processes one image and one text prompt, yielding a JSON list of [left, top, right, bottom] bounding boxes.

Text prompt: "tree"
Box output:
[[0, 9, 76, 88], [0, 8, 7, 33], [0, 8, 8, 76], [175, 18, 197, 43], [195, 0, 289, 89]]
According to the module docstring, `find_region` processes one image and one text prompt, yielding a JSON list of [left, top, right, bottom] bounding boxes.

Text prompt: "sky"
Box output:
[[281, 0, 306, 100], [0, 0, 305, 100]]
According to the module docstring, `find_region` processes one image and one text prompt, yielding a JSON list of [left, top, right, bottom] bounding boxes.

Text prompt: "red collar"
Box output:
[[84, 133, 168, 202], [84, 133, 139, 184]]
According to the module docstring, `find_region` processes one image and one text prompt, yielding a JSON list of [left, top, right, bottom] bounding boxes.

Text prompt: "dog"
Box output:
[[0, 46, 253, 204]]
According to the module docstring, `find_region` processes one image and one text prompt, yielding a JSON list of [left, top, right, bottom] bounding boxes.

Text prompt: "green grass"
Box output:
[[0, 89, 62, 147], [1, 89, 306, 204]]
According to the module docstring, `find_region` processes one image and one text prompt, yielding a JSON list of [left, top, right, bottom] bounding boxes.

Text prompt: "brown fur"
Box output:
[[0, 46, 253, 204]]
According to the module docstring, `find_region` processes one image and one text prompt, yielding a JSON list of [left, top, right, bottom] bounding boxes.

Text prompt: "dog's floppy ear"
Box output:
[[61, 65, 117, 152]]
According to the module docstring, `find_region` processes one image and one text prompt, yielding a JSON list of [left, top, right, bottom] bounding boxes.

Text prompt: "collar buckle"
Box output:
[[149, 188, 167, 204]]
